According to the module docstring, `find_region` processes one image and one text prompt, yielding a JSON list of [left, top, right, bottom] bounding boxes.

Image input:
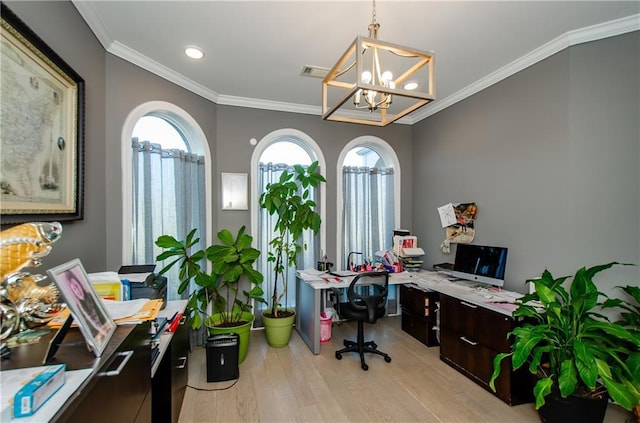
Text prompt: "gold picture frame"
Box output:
[[0, 4, 84, 224]]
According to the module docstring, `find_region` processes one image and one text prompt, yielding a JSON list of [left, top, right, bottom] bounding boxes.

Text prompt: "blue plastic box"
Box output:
[[14, 364, 66, 417]]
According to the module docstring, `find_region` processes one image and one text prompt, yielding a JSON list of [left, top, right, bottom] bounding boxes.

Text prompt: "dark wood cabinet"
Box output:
[[1, 322, 152, 422], [152, 315, 189, 423], [400, 284, 439, 347], [439, 294, 532, 405]]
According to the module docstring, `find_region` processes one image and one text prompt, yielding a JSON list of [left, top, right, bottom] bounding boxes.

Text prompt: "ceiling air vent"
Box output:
[[300, 65, 331, 79]]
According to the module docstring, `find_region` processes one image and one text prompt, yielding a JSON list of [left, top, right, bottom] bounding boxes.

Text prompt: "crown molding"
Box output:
[[73, 1, 638, 125], [411, 14, 640, 122]]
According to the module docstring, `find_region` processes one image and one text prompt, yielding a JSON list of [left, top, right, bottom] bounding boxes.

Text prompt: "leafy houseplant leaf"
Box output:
[[155, 225, 264, 330], [489, 262, 640, 412], [258, 161, 326, 318]]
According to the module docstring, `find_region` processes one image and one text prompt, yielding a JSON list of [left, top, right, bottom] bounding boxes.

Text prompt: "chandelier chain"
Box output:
[[371, 0, 377, 25]]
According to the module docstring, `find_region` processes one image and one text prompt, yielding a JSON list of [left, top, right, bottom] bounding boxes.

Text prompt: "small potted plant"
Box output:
[[489, 262, 640, 423], [155, 225, 266, 363], [259, 161, 325, 347]]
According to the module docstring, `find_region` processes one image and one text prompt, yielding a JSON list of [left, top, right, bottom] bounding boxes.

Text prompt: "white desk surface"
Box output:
[[152, 299, 188, 377], [297, 269, 523, 317]]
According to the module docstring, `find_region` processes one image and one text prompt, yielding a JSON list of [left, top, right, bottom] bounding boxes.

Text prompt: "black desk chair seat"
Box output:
[[333, 271, 392, 371]]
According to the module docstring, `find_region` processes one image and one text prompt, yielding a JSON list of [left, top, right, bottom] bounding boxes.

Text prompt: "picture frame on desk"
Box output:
[[47, 259, 116, 357]]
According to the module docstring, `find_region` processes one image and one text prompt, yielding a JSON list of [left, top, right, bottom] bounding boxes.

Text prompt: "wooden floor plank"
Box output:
[[179, 315, 632, 422]]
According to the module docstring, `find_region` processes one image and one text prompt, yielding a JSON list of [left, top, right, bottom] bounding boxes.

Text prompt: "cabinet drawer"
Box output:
[[400, 284, 438, 318], [440, 329, 512, 400], [401, 311, 439, 347], [439, 294, 512, 351], [60, 323, 152, 423]]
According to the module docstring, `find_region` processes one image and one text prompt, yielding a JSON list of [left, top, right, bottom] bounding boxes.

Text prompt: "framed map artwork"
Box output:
[[0, 4, 84, 224]]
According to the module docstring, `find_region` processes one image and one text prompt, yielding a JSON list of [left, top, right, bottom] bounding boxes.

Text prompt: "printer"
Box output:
[[118, 265, 167, 308]]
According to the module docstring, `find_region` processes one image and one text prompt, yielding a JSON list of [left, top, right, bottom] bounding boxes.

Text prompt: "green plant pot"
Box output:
[[262, 309, 295, 348], [205, 311, 254, 364]]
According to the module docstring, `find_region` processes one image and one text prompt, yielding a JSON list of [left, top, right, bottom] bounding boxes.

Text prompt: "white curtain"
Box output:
[[342, 166, 395, 266], [255, 162, 319, 327], [130, 138, 206, 301]]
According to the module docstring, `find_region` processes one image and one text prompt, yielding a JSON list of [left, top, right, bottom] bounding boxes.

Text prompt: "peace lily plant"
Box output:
[[489, 262, 640, 421]]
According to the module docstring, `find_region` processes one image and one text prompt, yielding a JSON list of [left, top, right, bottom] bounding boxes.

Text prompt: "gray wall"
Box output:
[[412, 32, 639, 293], [104, 54, 219, 270], [4, 1, 107, 272], [213, 105, 413, 267]]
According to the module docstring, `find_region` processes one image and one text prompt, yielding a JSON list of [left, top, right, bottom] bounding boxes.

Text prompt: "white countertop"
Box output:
[[403, 271, 523, 316], [298, 269, 523, 317]]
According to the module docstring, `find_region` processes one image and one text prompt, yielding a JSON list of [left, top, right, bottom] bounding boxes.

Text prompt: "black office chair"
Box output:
[[334, 271, 392, 371]]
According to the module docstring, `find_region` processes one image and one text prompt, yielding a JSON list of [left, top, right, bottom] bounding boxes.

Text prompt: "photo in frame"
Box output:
[[47, 259, 116, 357], [0, 4, 85, 224], [221, 172, 248, 210]]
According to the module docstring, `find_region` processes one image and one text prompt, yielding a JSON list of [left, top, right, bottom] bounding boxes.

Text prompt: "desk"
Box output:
[[295, 271, 418, 354], [0, 300, 188, 422]]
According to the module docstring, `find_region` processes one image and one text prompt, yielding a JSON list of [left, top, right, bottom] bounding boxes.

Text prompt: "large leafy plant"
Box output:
[[155, 226, 266, 329], [489, 262, 640, 411], [259, 161, 325, 318]]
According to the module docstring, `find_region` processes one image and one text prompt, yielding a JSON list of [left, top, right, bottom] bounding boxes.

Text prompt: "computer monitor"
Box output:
[[450, 243, 508, 287]]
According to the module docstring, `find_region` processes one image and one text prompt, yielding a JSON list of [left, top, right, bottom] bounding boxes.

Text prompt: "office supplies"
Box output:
[[13, 364, 66, 417], [168, 312, 183, 332]]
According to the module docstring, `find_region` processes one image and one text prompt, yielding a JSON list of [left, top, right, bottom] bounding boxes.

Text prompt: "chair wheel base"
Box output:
[[335, 337, 391, 371]]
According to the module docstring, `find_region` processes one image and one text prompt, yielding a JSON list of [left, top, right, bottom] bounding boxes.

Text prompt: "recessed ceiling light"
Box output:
[[404, 82, 419, 90], [185, 46, 204, 60]]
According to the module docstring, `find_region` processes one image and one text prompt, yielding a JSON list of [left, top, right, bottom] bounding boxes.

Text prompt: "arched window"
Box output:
[[122, 102, 212, 301], [250, 129, 326, 327], [337, 137, 401, 270]]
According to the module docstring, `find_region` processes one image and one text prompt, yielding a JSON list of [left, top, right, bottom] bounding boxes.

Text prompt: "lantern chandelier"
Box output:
[[322, 0, 435, 126]]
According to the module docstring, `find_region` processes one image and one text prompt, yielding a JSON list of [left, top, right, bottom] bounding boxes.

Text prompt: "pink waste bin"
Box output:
[[320, 311, 332, 343]]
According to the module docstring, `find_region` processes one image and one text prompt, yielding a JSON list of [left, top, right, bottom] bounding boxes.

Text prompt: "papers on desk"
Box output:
[[48, 298, 163, 328], [296, 268, 327, 281], [103, 299, 153, 320]]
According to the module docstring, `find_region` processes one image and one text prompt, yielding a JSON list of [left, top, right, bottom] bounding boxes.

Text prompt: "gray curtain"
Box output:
[[130, 138, 206, 300], [255, 162, 319, 327], [342, 166, 395, 266], [342, 165, 397, 308]]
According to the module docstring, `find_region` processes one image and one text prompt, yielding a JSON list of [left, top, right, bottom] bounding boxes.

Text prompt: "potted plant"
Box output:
[[258, 161, 325, 347], [155, 225, 266, 363], [489, 262, 640, 423], [604, 284, 640, 421]]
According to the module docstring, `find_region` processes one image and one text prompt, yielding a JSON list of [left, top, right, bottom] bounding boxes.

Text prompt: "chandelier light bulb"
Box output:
[[361, 71, 372, 84], [381, 71, 393, 85]]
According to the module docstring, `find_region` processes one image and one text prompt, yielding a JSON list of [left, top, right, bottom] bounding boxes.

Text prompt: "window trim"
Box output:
[[250, 128, 326, 256], [121, 101, 212, 264], [336, 136, 401, 270]]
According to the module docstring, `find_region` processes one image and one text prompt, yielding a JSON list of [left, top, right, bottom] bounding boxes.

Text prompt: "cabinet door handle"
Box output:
[[98, 350, 134, 377], [460, 301, 478, 309], [460, 336, 478, 346], [176, 356, 187, 369]]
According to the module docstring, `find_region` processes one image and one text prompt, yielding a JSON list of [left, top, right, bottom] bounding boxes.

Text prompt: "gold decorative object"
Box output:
[[0, 222, 64, 339]]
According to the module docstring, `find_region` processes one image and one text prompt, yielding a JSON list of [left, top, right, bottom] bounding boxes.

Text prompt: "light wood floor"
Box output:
[[178, 316, 632, 423]]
